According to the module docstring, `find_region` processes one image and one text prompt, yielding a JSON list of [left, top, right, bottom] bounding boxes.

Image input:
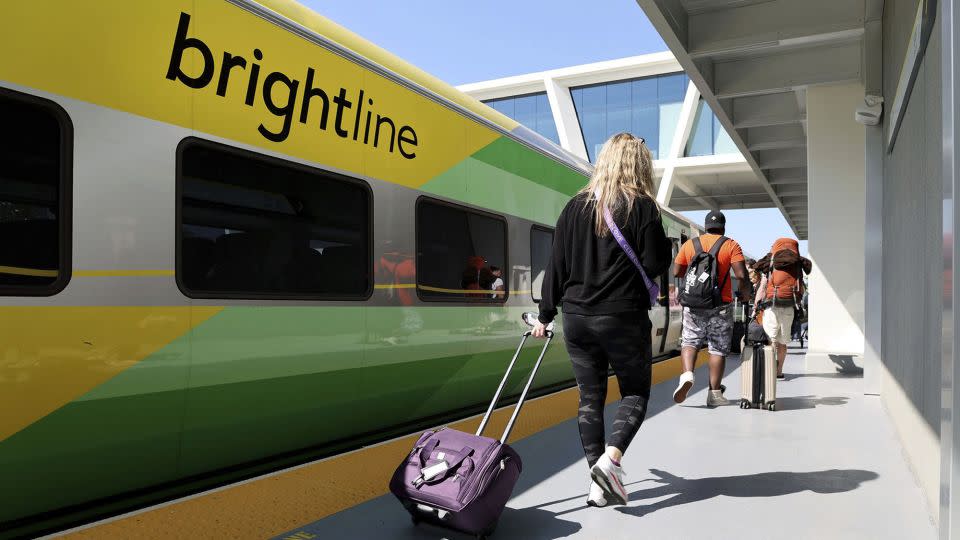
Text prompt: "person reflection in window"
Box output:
[[461, 255, 486, 299], [489, 266, 505, 299]]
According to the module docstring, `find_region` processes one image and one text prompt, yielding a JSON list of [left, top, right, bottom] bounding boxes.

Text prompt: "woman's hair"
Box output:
[[579, 132, 657, 237]]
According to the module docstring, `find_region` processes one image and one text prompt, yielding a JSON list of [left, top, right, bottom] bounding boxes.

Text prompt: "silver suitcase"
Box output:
[[740, 338, 777, 411]]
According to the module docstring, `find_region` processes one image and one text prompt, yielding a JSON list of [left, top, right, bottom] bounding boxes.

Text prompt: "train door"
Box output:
[[649, 278, 667, 355], [662, 237, 684, 354]]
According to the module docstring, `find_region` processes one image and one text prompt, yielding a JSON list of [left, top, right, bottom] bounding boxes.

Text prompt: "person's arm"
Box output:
[[637, 210, 672, 279], [674, 242, 689, 279], [732, 260, 750, 303], [754, 275, 767, 307], [537, 213, 567, 326]]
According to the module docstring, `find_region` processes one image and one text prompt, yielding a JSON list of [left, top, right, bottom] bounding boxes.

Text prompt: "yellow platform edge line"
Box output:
[[63, 350, 709, 540], [73, 270, 176, 277]]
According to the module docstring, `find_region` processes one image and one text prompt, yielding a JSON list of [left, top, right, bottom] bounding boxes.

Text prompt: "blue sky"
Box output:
[[304, 1, 806, 257], [305, 1, 668, 85]]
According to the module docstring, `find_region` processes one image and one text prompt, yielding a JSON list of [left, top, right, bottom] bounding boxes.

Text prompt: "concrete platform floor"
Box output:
[[277, 346, 936, 540]]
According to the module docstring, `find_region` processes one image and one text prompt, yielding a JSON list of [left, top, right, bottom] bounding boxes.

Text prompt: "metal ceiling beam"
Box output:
[[688, 0, 865, 60], [774, 187, 808, 198], [673, 174, 720, 210], [682, 0, 770, 15], [745, 124, 808, 151], [640, 0, 689, 47], [757, 148, 807, 169], [769, 177, 808, 186], [714, 42, 862, 99], [767, 167, 807, 184], [730, 92, 805, 128], [675, 191, 772, 199], [670, 200, 776, 211], [634, 0, 805, 238]]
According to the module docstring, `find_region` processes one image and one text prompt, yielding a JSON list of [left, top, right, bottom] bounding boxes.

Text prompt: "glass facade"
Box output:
[[685, 99, 739, 157], [483, 92, 559, 144], [570, 73, 688, 162]]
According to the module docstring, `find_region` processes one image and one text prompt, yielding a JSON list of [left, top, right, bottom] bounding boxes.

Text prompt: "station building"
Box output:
[[458, 54, 768, 218], [464, 0, 960, 533]]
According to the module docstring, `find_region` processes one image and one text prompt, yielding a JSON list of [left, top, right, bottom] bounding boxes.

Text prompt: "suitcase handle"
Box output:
[[475, 328, 554, 443]]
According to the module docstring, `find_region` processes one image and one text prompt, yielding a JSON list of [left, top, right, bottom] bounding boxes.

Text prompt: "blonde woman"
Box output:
[[532, 133, 672, 507]]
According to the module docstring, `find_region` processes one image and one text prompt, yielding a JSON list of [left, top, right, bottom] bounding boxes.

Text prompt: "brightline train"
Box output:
[[0, 1, 705, 534]]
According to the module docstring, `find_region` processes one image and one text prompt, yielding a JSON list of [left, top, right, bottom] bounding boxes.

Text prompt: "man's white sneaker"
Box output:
[[707, 389, 730, 407], [590, 454, 628, 505], [673, 371, 695, 404], [586, 481, 608, 507]]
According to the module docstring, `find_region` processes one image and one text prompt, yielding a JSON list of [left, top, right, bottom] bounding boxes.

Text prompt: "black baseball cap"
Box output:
[[705, 210, 726, 230]]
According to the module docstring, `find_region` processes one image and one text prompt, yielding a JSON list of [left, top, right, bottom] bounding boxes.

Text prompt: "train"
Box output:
[[0, 0, 707, 535]]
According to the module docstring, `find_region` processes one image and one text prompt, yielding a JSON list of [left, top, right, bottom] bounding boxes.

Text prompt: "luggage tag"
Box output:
[[412, 460, 449, 487], [698, 272, 709, 283], [422, 460, 449, 480]]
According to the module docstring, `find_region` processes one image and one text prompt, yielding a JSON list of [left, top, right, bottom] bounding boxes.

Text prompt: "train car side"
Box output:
[[0, 0, 702, 534]]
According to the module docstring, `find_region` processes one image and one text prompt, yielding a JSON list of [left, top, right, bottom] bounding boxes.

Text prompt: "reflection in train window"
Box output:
[[0, 89, 71, 295], [530, 226, 553, 303], [416, 198, 507, 302], [177, 139, 371, 299]]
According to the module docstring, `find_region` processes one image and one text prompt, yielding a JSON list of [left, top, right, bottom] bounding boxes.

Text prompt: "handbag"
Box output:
[[746, 310, 769, 345], [598, 197, 660, 307]]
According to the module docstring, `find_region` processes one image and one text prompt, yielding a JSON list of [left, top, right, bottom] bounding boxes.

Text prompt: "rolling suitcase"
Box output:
[[740, 321, 776, 411], [389, 328, 553, 539], [730, 320, 745, 354]]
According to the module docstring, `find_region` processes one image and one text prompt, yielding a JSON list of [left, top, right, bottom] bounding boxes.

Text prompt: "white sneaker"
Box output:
[[586, 481, 608, 507], [590, 454, 628, 505], [673, 371, 695, 404], [707, 389, 730, 407]]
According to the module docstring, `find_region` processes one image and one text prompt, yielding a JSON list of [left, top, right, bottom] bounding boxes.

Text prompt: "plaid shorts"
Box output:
[[681, 305, 734, 356]]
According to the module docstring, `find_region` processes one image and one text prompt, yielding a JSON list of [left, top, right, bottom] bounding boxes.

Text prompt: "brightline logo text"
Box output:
[[165, 12, 419, 158]]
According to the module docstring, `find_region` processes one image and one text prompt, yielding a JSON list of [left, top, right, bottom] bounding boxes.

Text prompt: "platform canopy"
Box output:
[[635, 0, 884, 239]]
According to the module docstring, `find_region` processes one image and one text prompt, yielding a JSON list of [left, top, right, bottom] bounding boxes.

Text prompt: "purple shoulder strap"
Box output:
[[600, 201, 661, 307]]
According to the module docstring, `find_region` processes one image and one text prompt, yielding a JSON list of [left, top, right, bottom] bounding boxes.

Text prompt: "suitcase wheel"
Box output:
[[767, 402, 776, 411], [739, 399, 751, 409], [477, 519, 498, 539]]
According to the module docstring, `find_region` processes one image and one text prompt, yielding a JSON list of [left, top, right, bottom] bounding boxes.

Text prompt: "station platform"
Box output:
[[54, 346, 935, 540]]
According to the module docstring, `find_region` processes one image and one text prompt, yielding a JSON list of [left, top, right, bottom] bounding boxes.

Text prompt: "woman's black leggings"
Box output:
[[562, 312, 653, 467]]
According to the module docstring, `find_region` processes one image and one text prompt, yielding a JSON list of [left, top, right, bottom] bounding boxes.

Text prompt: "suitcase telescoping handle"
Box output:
[[475, 314, 554, 444]]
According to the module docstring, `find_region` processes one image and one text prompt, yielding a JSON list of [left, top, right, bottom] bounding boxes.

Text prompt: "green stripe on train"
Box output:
[[421, 137, 584, 224], [0, 306, 571, 524]]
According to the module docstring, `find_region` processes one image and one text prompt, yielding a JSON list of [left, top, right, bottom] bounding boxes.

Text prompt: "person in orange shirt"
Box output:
[[671, 211, 751, 407]]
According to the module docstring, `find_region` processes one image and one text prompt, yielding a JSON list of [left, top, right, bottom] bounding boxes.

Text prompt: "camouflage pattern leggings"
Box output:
[[562, 312, 653, 468]]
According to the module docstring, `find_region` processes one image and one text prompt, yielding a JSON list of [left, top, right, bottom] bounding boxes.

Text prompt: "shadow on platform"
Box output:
[[785, 371, 863, 381], [776, 395, 850, 410], [615, 468, 879, 518], [830, 354, 864, 375]]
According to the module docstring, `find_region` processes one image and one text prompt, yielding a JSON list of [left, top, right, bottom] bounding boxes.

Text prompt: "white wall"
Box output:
[[806, 83, 867, 356]]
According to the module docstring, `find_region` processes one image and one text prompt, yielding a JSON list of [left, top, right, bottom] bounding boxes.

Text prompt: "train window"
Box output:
[[0, 89, 72, 296], [177, 139, 372, 299], [530, 226, 553, 303], [416, 198, 507, 302]]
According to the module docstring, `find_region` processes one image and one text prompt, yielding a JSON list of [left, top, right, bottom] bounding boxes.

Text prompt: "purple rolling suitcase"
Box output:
[[389, 328, 553, 539]]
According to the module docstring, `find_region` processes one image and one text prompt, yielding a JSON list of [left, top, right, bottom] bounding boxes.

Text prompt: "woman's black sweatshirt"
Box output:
[[538, 193, 672, 324]]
